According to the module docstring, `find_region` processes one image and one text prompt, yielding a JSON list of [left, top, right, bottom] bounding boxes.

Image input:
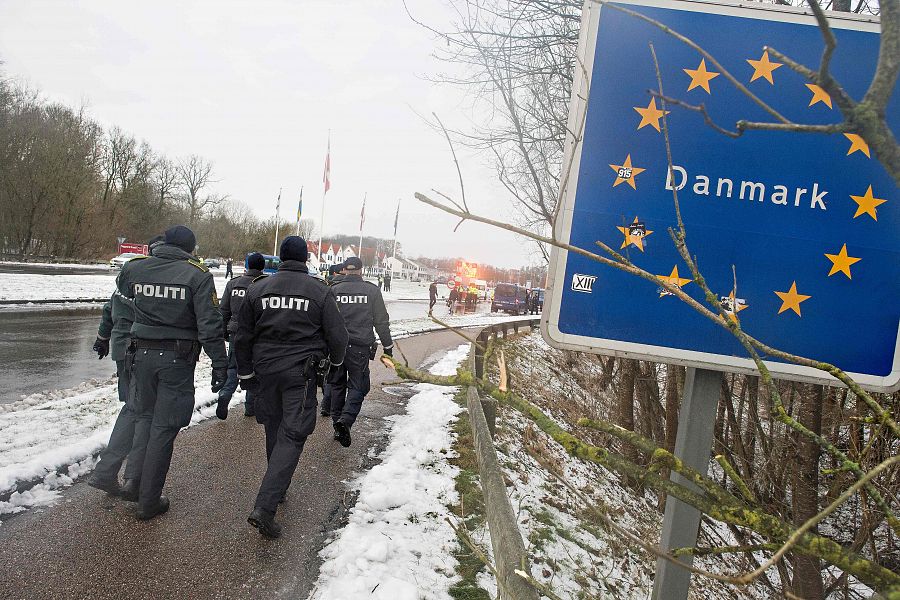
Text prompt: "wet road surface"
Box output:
[[0, 329, 466, 600], [0, 309, 116, 404], [0, 299, 437, 404]]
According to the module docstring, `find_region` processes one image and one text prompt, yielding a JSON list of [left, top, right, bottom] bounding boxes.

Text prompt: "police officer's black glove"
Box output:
[[211, 367, 228, 393], [239, 375, 260, 392], [92, 337, 110, 360], [215, 396, 229, 420], [382, 346, 393, 358]]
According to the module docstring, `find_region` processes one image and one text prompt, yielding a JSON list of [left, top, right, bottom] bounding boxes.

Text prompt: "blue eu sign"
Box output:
[[543, 0, 899, 392]]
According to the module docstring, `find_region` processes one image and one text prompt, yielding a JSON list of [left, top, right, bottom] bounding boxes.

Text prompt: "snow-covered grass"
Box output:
[[0, 260, 110, 270], [0, 355, 244, 519], [472, 332, 772, 599], [0, 270, 232, 305], [310, 343, 471, 600]]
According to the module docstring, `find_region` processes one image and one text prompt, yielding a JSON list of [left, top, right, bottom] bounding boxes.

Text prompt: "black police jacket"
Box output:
[[330, 274, 393, 350], [116, 243, 227, 368], [234, 260, 348, 377], [220, 268, 266, 336]]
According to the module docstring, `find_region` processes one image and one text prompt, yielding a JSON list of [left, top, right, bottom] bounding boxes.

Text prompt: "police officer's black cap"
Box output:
[[164, 225, 197, 253], [246, 252, 265, 271], [146, 234, 165, 247], [279, 235, 308, 262], [328, 262, 345, 274], [343, 257, 363, 272]]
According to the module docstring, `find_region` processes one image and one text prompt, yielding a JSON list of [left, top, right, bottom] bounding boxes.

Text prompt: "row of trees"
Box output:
[[0, 66, 310, 261], [415, 0, 895, 597]]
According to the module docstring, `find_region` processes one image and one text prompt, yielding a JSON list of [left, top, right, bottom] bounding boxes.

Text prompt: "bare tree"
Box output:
[[178, 154, 220, 226]]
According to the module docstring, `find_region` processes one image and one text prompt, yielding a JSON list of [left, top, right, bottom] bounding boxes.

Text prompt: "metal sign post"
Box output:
[[652, 367, 721, 599]]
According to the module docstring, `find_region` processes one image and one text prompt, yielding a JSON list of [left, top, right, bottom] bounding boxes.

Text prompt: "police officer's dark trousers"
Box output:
[[328, 345, 370, 429], [255, 365, 318, 514], [93, 357, 151, 483], [221, 343, 255, 411], [132, 344, 197, 509]]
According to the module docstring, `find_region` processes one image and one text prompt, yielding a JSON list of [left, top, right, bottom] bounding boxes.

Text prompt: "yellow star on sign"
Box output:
[[805, 84, 832, 108], [684, 58, 720, 94], [617, 217, 653, 252], [721, 290, 749, 322], [608, 154, 646, 189], [774, 281, 811, 316], [633, 98, 670, 132], [657, 265, 692, 297], [825, 243, 861, 279], [850, 185, 887, 220], [747, 50, 782, 84], [844, 133, 871, 158]]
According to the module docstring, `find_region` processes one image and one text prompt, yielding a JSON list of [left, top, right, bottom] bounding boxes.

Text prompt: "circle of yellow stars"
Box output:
[[607, 45, 894, 320]]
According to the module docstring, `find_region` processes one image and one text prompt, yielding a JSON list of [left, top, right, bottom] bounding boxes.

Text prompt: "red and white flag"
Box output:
[[323, 135, 331, 194]]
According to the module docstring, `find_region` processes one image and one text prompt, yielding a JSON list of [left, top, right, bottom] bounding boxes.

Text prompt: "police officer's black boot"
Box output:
[[135, 495, 170, 520], [248, 507, 282, 538], [333, 421, 351, 447], [120, 478, 140, 502], [87, 473, 121, 496]]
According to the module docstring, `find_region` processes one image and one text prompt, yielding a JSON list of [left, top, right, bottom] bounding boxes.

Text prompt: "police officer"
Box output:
[[217, 252, 267, 418], [235, 236, 348, 538], [117, 225, 228, 520], [87, 235, 163, 501], [328, 256, 392, 448], [320, 261, 346, 418]]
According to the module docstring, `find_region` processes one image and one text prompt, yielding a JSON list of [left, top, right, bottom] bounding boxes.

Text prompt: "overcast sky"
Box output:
[[0, 0, 541, 268]]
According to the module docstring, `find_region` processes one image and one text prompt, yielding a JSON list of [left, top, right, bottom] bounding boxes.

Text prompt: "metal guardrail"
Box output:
[[465, 317, 540, 600]]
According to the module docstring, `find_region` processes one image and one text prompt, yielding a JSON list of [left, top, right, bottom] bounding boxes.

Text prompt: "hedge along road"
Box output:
[[0, 328, 467, 600]]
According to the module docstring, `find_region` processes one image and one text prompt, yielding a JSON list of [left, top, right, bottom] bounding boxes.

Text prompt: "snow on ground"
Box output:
[[476, 332, 772, 599], [0, 355, 244, 519], [0, 268, 433, 304], [0, 270, 233, 305], [310, 343, 470, 600], [0, 260, 110, 270]]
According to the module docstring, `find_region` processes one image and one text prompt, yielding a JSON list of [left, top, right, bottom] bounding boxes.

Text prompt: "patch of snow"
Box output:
[[0, 355, 244, 519], [310, 343, 470, 600], [0, 271, 231, 304]]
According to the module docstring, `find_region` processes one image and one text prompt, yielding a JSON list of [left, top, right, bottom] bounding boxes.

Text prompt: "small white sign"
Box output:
[[571, 274, 596, 293]]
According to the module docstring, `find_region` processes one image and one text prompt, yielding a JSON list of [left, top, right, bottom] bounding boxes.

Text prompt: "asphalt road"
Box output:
[[0, 299, 436, 404], [0, 329, 467, 600]]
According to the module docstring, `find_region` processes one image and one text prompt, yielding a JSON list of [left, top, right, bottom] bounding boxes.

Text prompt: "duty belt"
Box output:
[[132, 338, 181, 351]]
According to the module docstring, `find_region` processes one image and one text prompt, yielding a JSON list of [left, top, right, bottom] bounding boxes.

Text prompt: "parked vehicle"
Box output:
[[203, 258, 221, 268], [109, 252, 142, 269], [258, 254, 281, 274], [491, 283, 528, 315]]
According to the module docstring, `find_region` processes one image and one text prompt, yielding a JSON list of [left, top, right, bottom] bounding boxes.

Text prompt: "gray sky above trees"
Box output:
[[0, 0, 534, 268]]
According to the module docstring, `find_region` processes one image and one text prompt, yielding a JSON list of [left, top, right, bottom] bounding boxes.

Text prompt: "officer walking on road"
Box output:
[[87, 235, 163, 501], [216, 252, 267, 418], [320, 261, 346, 418], [328, 257, 393, 448], [428, 281, 438, 316], [117, 225, 228, 520], [235, 236, 348, 538]]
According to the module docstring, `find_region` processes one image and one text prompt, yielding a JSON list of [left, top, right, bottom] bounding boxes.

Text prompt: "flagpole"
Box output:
[[317, 130, 331, 269], [273, 187, 282, 256], [391, 199, 399, 260], [295, 185, 304, 236], [358, 192, 366, 265]]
